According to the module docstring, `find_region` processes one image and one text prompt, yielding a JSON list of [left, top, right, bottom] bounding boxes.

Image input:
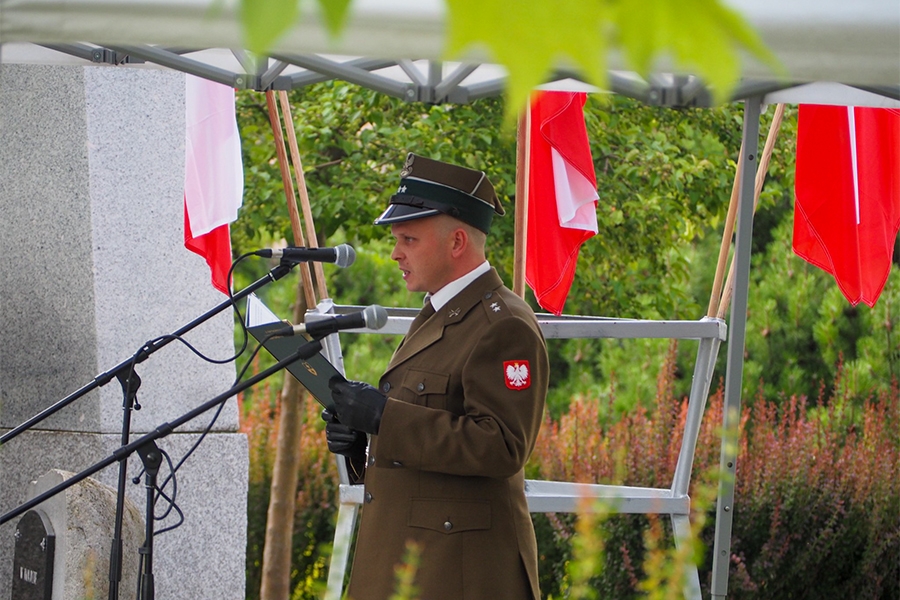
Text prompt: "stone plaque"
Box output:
[[11, 509, 54, 600]]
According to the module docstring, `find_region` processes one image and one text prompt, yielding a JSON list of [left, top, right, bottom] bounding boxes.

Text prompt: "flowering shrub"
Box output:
[[528, 354, 899, 599], [725, 378, 899, 598]]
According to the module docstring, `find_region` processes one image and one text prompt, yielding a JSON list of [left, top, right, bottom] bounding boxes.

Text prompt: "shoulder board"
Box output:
[[480, 290, 511, 323]]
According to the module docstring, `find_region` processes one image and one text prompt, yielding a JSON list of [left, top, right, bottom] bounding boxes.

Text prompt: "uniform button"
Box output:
[[367, 456, 375, 467], [382, 382, 391, 393], [364, 492, 373, 504], [443, 521, 453, 531], [484, 292, 493, 299], [392, 461, 403, 467], [416, 382, 425, 392]]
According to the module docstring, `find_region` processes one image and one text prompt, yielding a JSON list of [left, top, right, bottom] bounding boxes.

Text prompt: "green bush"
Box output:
[[243, 341, 899, 599], [528, 353, 899, 599], [723, 375, 899, 599]]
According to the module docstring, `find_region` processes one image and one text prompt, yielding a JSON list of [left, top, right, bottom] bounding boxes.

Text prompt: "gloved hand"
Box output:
[[328, 377, 387, 435], [321, 408, 367, 462]]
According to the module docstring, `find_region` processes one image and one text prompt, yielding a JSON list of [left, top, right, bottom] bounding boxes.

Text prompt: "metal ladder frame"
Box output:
[[311, 95, 762, 600]]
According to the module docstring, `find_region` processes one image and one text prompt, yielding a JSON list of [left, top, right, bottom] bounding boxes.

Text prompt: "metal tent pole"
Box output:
[[710, 95, 762, 599], [670, 330, 723, 600]]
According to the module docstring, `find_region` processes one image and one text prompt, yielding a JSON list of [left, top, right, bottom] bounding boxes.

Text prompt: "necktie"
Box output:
[[405, 300, 435, 338]]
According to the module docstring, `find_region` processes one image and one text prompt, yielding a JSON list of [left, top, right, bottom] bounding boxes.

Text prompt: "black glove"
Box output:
[[321, 408, 367, 461], [328, 377, 387, 435]]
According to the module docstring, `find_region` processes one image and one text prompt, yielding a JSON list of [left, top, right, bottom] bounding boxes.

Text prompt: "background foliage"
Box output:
[[232, 82, 898, 598], [530, 358, 899, 599], [232, 83, 742, 401], [233, 83, 897, 414]]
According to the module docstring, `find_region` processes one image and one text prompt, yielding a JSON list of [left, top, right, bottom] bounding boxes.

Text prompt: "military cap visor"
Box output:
[[375, 177, 498, 233]]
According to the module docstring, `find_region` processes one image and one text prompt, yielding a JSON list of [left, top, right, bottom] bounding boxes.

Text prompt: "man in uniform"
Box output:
[[323, 153, 549, 599]]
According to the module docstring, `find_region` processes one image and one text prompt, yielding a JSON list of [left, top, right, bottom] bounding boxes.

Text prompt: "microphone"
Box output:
[[254, 244, 356, 268], [272, 305, 388, 338]]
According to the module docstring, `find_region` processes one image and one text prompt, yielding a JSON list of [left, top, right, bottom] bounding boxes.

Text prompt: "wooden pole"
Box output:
[[707, 144, 744, 317], [259, 90, 312, 600], [264, 91, 316, 310], [278, 90, 329, 300], [716, 104, 786, 319], [513, 102, 531, 298]]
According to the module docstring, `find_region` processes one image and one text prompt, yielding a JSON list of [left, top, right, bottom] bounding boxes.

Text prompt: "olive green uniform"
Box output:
[[346, 269, 549, 600]]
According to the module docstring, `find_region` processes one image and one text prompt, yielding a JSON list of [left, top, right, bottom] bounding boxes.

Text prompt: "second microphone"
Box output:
[[271, 305, 388, 339]]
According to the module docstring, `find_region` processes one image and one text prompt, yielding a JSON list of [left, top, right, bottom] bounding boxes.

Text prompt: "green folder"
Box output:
[[245, 293, 343, 410]]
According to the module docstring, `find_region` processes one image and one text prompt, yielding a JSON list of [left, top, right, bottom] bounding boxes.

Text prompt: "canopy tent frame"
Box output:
[[313, 306, 730, 599], [9, 42, 898, 107]]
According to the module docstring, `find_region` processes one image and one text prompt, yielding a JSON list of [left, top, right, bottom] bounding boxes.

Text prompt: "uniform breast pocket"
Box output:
[[401, 369, 449, 410], [408, 498, 492, 535]]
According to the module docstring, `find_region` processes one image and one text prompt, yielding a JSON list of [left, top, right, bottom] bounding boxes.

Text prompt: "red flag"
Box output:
[[525, 91, 598, 316], [793, 105, 900, 307], [184, 75, 243, 295]]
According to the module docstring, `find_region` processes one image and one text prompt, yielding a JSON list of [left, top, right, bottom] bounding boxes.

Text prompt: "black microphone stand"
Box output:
[[136, 441, 162, 600], [0, 337, 325, 600], [0, 260, 296, 600], [110, 368, 141, 600]]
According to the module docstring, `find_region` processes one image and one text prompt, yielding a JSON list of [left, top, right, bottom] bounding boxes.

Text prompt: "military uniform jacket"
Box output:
[[346, 269, 549, 600]]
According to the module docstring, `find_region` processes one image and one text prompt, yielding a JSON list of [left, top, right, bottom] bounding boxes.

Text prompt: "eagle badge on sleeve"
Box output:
[[504, 360, 531, 390]]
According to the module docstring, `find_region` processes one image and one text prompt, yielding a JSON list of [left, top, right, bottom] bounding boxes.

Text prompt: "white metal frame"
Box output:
[[310, 300, 731, 600], [3, 6, 899, 596], [305, 96, 765, 600]]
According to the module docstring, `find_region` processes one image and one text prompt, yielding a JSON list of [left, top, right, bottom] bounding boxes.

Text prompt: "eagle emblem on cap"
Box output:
[[400, 153, 415, 178], [504, 360, 531, 390]]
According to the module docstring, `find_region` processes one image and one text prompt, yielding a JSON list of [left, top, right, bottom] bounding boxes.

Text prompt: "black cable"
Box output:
[[149, 326, 284, 535], [228, 252, 255, 362], [153, 448, 178, 522], [132, 252, 288, 537], [123, 251, 288, 599], [153, 450, 184, 536]]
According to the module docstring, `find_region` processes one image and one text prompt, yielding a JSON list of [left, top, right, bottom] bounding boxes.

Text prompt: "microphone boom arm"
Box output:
[[0, 337, 324, 526], [0, 261, 296, 446]]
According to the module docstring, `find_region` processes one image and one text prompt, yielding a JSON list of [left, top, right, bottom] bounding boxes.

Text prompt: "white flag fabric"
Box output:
[[551, 146, 599, 232], [183, 75, 243, 294]]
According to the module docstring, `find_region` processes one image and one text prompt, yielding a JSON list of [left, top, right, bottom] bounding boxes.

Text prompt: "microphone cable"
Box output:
[[129, 247, 345, 538], [127, 251, 282, 537]]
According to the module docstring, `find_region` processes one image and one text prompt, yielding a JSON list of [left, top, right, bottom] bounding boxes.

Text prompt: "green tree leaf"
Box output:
[[444, 0, 609, 124], [316, 0, 353, 37], [241, 0, 298, 54], [613, 0, 782, 103]]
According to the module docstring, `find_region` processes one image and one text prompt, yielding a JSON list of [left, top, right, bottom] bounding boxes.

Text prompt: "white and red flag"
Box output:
[[793, 104, 900, 307], [525, 91, 599, 316], [183, 75, 243, 295]]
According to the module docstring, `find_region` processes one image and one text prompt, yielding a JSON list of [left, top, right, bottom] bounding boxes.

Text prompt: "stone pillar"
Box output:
[[0, 64, 248, 599]]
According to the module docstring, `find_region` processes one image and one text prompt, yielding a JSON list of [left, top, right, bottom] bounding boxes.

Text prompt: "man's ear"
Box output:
[[449, 227, 468, 258]]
